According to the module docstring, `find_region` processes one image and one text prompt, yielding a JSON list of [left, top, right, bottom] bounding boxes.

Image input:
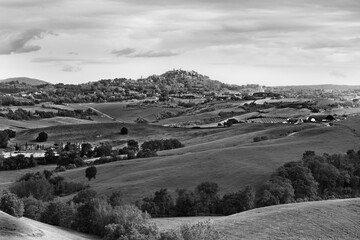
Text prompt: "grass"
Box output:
[[0, 211, 99, 240], [80, 102, 184, 123], [214, 198, 360, 239], [53, 123, 359, 203]]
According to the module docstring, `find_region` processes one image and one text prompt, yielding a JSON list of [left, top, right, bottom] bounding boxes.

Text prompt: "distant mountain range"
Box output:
[[275, 84, 360, 90], [0, 77, 51, 86]]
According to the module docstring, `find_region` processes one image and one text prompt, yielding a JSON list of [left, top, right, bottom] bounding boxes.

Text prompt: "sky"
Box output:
[[1, 0, 360, 86]]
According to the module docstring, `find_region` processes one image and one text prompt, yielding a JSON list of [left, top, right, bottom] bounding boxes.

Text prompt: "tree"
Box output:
[[195, 182, 220, 214], [44, 148, 57, 164], [80, 143, 93, 157], [94, 143, 112, 157], [0, 131, 9, 148], [120, 127, 128, 135], [0, 190, 24, 217], [127, 139, 139, 151], [140, 189, 174, 217], [36, 131, 48, 142], [175, 189, 197, 216], [86, 165, 97, 181]]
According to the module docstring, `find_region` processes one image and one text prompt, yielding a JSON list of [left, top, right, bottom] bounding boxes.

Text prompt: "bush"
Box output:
[[103, 205, 160, 240], [36, 131, 48, 142], [0, 190, 24, 217], [179, 221, 225, 240]]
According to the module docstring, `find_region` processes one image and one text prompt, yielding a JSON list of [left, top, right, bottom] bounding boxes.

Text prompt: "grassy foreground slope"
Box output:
[[58, 124, 360, 202], [214, 198, 360, 240], [0, 211, 99, 240]]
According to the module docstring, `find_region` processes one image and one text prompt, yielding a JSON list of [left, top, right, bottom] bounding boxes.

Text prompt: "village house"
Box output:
[[306, 115, 336, 123]]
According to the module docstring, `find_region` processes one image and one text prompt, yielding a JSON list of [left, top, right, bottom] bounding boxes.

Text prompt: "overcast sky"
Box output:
[[1, 0, 360, 86]]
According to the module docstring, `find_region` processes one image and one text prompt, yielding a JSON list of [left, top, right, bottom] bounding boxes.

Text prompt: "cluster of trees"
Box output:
[[0, 107, 97, 121], [253, 135, 269, 142], [141, 139, 184, 152], [0, 129, 16, 148], [0, 154, 37, 171], [9, 170, 88, 201], [2, 183, 224, 240], [139, 182, 255, 217], [256, 149, 360, 207]]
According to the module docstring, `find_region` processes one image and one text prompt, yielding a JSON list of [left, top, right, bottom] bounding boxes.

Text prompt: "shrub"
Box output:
[[108, 191, 123, 207], [103, 205, 160, 240], [36, 131, 48, 142], [179, 221, 225, 240], [0, 190, 24, 217], [22, 196, 47, 221]]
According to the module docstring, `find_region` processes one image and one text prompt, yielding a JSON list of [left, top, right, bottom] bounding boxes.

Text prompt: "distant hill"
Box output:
[[0, 77, 51, 86], [275, 84, 360, 90]]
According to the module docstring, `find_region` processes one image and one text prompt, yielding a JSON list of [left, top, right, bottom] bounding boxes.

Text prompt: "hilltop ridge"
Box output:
[[0, 77, 51, 86]]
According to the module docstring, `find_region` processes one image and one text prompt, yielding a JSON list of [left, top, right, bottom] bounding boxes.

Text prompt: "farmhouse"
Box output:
[[306, 115, 336, 123], [285, 118, 304, 125]]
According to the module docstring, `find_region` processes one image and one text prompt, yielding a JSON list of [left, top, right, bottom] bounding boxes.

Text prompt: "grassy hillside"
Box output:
[[0, 211, 99, 240], [0, 77, 50, 86], [214, 198, 360, 239], [54, 123, 359, 203]]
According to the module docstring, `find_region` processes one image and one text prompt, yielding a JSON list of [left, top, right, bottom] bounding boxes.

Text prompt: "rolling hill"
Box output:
[[153, 198, 360, 240], [214, 198, 360, 239], [0, 211, 99, 240], [275, 84, 360, 90], [0, 77, 50, 86], [39, 121, 359, 203]]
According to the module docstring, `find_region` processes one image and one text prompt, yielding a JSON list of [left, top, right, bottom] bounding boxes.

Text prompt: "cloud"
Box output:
[[131, 50, 180, 58], [62, 65, 82, 72], [111, 48, 136, 57], [0, 29, 50, 55], [330, 71, 347, 78], [111, 48, 179, 58]]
